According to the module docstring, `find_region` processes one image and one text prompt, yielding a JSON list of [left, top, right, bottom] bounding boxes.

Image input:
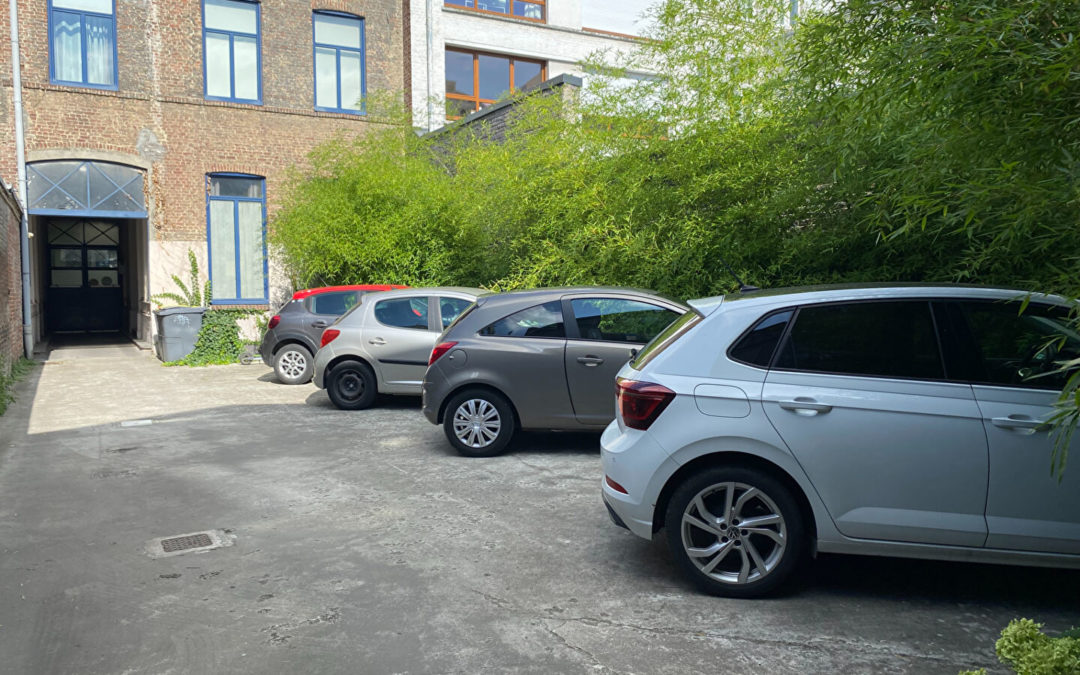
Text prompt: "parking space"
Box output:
[[0, 354, 1078, 674]]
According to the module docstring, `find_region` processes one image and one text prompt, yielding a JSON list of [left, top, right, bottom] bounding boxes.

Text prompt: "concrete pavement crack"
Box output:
[[468, 590, 987, 669], [540, 619, 627, 674]]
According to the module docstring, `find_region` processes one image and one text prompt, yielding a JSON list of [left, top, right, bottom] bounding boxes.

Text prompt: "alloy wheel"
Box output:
[[680, 481, 787, 586], [279, 350, 307, 379]]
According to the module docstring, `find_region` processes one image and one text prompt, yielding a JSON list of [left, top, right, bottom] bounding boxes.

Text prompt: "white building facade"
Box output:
[[409, 0, 657, 130]]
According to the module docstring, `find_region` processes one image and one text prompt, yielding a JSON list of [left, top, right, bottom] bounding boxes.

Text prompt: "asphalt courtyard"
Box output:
[[1, 339, 1078, 674]]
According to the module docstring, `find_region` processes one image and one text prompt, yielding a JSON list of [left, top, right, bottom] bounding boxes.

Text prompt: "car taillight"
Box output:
[[429, 341, 458, 365], [267, 315, 281, 330], [321, 329, 340, 348], [617, 378, 675, 430]]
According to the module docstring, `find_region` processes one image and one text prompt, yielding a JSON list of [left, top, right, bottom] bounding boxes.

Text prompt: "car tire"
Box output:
[[326, 360, 378, 411], [664, 465, 806, 598], [442, 389, 516, 458], [273, 344, 314, 385]]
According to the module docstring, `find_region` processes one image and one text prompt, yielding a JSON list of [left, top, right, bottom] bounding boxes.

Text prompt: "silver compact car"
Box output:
[[601, 284, 1080, 597], [313, 288, 483, 410], [422, 287, 687, 456]]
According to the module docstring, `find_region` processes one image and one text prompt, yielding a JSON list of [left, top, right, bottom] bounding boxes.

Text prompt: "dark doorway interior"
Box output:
[[46, 218, 124, 333]]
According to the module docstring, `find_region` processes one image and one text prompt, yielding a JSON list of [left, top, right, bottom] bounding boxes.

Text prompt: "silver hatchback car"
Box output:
[[602, 284, 1080, 597], [313, 288, 484, 410]]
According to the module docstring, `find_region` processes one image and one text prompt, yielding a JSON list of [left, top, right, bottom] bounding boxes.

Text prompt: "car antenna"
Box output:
[[717, 255, 759, 293]]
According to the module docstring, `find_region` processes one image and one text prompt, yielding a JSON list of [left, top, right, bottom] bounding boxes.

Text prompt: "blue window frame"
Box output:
[[48, 0, 118, 89], [202, 0, 261, 104], [313, 12, 365, 114], [206, 174, 267, 304]]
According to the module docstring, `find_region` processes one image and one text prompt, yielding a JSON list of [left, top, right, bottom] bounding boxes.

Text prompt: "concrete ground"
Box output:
[[1, 340, 1078, 674]]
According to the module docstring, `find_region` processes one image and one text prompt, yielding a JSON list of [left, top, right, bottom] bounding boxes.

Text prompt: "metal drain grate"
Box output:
[[161, 533, 213, 553]]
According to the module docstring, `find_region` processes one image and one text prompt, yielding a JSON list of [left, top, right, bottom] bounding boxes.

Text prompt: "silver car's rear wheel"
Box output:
[[442, 389, 515, 457], [665, 467, 805, 597]]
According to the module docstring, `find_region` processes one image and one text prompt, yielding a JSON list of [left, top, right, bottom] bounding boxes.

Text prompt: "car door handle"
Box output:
[[577, 356, 604, 367], [369, 337, 387, 346], [777, 398, 832, 415], [991, 415, 1049, 433], [312, 320, 329, 328]]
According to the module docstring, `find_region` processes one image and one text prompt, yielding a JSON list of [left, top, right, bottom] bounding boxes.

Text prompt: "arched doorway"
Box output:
[[27, 160, 147, 336]]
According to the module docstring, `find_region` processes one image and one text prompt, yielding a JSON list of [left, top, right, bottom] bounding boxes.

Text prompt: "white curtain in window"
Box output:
[[85, 15, 114, 85], [237, 201, 264, 300], [314, 47, 336, 108], [233, 35, 258, 100], [205, 33, 231, 97], [53, 13, 83, 82], [340, 52, 362, 110], [209, 201, 237, 300]]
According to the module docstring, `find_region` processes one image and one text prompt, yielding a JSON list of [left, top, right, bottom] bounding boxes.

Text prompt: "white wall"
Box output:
[[410, 0, 652, 130]]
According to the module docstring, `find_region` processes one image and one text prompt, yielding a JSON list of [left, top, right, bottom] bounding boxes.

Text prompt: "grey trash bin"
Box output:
[[154, 307, 207, 362]]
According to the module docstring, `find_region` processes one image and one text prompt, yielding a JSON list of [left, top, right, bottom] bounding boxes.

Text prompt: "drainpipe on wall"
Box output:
[[8, 0, 33, 358], [426, 0, 434, 130]]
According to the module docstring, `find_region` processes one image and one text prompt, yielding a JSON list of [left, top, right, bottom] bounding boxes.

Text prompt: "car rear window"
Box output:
[[630, 309, 703, 369], [728, 309, 794, 368], [480, 301, 565, 338]]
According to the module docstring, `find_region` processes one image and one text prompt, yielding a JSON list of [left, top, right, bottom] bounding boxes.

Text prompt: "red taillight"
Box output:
[[617, 378, 676, 430], [267, 315, 281, 330], [321, 329, 341, 348], [429, 341, 458, 365], [605, 475, 628, 494]]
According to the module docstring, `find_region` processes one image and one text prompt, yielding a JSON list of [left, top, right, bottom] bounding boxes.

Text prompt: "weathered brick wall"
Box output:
[[0, 186, 23, 373], [0, 0, 406, 327]]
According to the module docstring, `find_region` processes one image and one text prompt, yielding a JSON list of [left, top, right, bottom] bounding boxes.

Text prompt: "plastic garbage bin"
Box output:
[[154, 307, 206, 362]]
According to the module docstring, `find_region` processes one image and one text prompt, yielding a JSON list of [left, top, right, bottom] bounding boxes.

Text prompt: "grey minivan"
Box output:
[[422, 287, 687, 456]]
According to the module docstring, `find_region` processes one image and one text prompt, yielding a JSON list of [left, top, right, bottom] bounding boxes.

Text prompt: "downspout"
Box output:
[[9, 0, 33, 358], [425, 0, 434, 130]]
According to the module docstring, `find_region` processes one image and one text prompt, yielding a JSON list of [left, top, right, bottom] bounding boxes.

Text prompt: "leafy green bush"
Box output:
[[166, 309, 249, 367], [962, 619, 1080, 675]]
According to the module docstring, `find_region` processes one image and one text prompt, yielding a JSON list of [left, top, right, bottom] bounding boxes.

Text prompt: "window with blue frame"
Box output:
[[203, 0, 261, 103], [313, 12, 365, 113], [207, 175, 267, 304], [49, 0, 117, 89]]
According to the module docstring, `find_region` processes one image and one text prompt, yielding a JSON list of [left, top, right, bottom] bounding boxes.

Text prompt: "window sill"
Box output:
[[49, 79, 118, 92]]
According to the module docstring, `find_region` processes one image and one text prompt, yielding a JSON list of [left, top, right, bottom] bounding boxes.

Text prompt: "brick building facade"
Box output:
[[0, 184, 23, 370], [0, 0, 407, 346]]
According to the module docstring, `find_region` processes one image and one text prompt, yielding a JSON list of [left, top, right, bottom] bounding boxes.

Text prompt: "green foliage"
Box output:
[[167, 309, 249, 367], [153, 250, 212, 308], [0, 358, 38, 416], [994, 619, 1080, 675], [271, 0, 1080, 468]]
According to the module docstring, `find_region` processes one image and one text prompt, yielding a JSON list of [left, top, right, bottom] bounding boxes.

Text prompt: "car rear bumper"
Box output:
[[258, 330, 279, 365], [312, 343, 335, 389], [600, 419, 680, 541], [421, 362, 449, 425]]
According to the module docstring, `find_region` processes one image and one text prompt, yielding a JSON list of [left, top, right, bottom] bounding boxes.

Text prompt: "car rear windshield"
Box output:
[[630, 309, 703, 370]]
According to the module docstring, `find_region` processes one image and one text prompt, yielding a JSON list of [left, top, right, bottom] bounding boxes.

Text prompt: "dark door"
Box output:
[[46, 219, 123, 332]]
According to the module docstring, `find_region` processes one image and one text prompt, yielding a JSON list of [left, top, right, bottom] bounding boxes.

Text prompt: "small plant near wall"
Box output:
[[152, 250, 211, 308]]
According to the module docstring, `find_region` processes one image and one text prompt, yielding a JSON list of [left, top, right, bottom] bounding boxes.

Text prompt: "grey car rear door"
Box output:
[[366, 295, 437, 388], [761, 300, 989, 547], [564, 296, 683, 425], [951, 300, 1080, 554]]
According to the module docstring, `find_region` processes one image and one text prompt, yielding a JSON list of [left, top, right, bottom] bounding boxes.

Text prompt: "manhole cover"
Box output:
[[161, 533, 213, 553]]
